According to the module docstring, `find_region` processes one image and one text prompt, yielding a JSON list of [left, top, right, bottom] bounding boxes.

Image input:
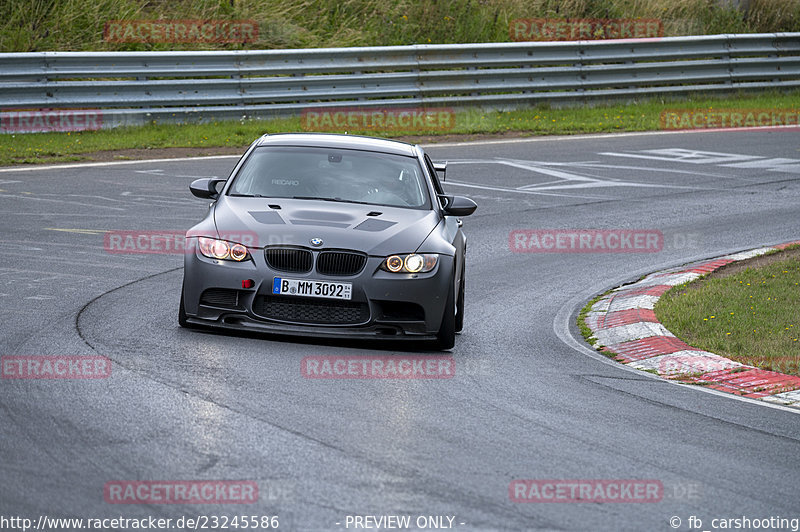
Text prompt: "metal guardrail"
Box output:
[[1, 33, 798, 130]]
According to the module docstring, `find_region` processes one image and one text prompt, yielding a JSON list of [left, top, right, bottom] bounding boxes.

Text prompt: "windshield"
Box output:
[[228, 146, 430, 209]]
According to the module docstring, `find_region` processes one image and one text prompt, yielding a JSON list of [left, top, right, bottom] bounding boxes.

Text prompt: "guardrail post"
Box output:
[[769, 33, 780, 84], [576, 45, 586, 96], [354, 70, 365, 101], [724, 34, 734, 86]]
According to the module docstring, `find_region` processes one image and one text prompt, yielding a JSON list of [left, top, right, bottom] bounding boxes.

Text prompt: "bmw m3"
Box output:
[[179, 133, 476, 349]]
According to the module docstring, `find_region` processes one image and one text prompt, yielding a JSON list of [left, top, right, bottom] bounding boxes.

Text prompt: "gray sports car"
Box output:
[[179, 133, 476, 349]]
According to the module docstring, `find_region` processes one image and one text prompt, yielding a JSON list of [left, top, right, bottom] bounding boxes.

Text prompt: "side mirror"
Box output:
[[189, 178, 225, 199], [440, 195, 477, 217]]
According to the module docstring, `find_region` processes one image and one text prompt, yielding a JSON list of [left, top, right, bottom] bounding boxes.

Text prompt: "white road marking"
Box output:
[[721, 157, 800, 174], [0, 155, 239, 173], [565, 162, 737, 179], [123, 196, 199, 206], [134, 169, 221, 178], [1, 212, 197, 219], [600, 149, 762, 165], [521, 180, 698, 191], [449, 158, 700, 192], [0, 242, 44, 251], [44, 228, 110, 235], [444, 180, 608, 199], [0, 193, 126, 211], [602, 149, 800, 175], [31, 193, 127, 204]]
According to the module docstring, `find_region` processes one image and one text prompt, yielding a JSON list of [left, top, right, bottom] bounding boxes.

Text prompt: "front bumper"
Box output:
[[182, 245, 454, 340]]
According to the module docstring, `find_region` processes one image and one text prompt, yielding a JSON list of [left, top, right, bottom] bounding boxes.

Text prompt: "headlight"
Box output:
[[197, 237, 251, 262], [380, 253, 438, 273], [386, 255, 404, 272], [229, 243, 248, 261]]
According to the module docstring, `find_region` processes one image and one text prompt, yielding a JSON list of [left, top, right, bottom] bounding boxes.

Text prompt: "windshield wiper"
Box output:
[[292, 196, 372, 205], [229, 193, 271, 198]]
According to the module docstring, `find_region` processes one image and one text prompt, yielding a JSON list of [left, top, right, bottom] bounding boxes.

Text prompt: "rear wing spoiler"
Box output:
[[433, 161, 447, 182]]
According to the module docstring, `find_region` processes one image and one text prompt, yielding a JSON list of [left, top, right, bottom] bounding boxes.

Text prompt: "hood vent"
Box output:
[[249, 211, 285, 225], [353, 218, 397, 232]]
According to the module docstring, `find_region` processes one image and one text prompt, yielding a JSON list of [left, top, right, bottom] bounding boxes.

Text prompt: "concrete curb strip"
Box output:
[[583, 241, 800, 409]]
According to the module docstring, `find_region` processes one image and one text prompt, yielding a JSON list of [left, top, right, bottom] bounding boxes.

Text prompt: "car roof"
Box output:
[[255, 133, 418, 157]]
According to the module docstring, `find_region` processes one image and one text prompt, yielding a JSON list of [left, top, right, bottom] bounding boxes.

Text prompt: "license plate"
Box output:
[[272, 277, 352, 300]]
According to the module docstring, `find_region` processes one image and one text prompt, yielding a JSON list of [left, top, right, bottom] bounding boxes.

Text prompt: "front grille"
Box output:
[[265, 247, 313, 273], [317, 250, 367, 276], [200, 288, 240, 308], [253, 295, 369, 324]]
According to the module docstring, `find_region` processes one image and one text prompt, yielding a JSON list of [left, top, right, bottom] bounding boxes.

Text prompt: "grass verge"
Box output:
[[2, 90, 798, 166], [577, 292, 606, 352], [656, 247, 800, 376], [2, 0, 798, 52]]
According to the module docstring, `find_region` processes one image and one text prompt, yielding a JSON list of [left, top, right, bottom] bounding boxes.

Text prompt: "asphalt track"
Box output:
[[1, 129, 799, 531]]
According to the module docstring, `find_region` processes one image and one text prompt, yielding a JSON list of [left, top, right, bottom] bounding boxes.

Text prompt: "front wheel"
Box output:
[[435, 277, 456, 350]]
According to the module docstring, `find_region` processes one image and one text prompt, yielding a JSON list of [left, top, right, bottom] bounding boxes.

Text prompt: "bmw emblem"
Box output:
[[310, 237, 323, 247]]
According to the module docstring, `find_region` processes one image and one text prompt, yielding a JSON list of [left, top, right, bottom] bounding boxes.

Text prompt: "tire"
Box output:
[[436, 276, 456, 350], [455, 262, 465, 333]]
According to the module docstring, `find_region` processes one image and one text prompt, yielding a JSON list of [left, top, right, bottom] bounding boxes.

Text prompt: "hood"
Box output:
[[212, 196, 441, 257]]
